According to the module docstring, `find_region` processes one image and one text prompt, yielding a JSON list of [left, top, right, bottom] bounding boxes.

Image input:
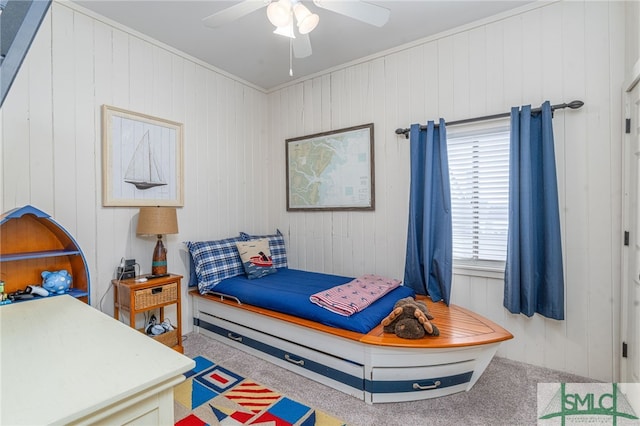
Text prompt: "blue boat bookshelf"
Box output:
[[0, 205, 90, 303]]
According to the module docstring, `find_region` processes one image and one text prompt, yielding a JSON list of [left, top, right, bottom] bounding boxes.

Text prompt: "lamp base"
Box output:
[[151, 236, 167, 275]]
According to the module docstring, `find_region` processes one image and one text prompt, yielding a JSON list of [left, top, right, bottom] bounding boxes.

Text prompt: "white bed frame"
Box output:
[[191, 291, 512, 404]]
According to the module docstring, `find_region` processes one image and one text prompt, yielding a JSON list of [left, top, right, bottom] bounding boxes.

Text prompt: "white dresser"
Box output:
[[0, 296, 194, 425]]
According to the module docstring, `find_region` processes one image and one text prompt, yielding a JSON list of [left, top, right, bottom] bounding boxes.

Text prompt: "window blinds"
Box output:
[[447, 126, 510, 263]]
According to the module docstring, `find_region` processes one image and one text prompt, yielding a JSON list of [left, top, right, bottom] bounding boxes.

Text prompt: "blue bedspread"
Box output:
[[208, 268, 415, 334]]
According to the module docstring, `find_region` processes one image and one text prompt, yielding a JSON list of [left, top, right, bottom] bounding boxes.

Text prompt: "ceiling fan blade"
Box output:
[[293, 32, 312, 58], [202, 0, 271, 28], [312, 0, 390, 27]]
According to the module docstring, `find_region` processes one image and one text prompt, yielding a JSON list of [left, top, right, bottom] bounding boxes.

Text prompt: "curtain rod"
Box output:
[[394, 100, 584, 139]]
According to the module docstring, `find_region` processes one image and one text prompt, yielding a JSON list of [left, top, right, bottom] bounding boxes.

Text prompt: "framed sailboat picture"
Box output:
[[102, 105, 184, 206]]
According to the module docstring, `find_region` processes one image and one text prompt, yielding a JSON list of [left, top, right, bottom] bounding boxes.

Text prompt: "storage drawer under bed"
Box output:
[[195, 313, 477, 404], [366, 361, 475, 403], [194, 313, 365, 393]]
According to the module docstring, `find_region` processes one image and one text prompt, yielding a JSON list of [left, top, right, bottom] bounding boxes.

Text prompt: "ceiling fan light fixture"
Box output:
[[297, 14, 319, 34], [294, 4, 319, 35], [267, 0, 292, 27]]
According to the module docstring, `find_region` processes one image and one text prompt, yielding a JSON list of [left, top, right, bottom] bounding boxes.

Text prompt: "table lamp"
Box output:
[[136, 206, 178, 275]]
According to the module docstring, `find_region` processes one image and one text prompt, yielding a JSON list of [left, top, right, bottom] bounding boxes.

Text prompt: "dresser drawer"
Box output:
[[135, 283, 177, 309], [119, 282, 178, 310]]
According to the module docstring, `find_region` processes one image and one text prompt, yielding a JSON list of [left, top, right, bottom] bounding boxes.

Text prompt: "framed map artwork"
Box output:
[[286, 123, 375, 211]]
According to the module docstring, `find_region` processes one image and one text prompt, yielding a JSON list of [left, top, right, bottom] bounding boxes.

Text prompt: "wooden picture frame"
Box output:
[[102, 105, 184, 207], [286, 123, 375, 211]]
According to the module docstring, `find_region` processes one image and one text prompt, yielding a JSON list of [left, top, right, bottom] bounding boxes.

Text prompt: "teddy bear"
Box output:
[[381, 296, 440, 339], [42, 270, 72, 295]]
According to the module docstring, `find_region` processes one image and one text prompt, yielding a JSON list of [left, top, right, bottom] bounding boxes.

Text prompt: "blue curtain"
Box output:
[[404, 119, 452, 305], [504, 101, 564, 320]]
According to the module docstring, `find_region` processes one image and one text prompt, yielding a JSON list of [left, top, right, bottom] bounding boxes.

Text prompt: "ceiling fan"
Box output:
[[202, 0, 391, 59]]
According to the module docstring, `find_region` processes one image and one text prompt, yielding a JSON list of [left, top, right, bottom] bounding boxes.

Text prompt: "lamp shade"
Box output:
[[267, 0, 291, 27], [293, 3, 318, 34], [136, 207, 178, 236], [297, 12, 318, 34]]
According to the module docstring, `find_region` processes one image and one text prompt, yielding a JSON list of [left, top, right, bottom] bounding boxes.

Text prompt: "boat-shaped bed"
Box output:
[[190, 269, 513, 404]]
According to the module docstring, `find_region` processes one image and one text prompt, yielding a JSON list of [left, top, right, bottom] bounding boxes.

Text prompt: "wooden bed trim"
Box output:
[[189, 289, 512, 349]]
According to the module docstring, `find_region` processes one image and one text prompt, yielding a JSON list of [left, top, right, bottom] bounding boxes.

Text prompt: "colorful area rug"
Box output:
[[174, 356, 346, 426]]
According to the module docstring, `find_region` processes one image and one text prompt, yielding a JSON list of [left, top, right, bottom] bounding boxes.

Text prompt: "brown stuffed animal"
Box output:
[[381, 297, 440, 339]]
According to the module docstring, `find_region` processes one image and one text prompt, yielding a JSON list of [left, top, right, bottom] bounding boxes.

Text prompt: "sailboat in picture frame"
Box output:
[[124, 130, 168, 190], [102, 105, 184, 207]]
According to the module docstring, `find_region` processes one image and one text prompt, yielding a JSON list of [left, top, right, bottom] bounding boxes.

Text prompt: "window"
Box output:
[[447, 122, 510, 267]]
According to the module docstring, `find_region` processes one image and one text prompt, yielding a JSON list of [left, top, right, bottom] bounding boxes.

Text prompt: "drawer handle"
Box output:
[[413, 380, 441, 390], [284, 354, 304, 366], [151, 287, 163, 294], [227, 332, 243, 342]]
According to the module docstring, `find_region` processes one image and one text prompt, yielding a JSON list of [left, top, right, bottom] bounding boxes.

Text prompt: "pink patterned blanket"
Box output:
[[309, 274, 402, 317]]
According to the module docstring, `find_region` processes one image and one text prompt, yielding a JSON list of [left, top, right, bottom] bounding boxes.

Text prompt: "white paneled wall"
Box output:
[[1, 2, 269, 330], [269, 1, 625, 381], [0, 0, 628, 382]]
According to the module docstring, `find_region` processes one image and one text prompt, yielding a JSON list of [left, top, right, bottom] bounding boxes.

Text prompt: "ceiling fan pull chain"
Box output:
[[289, 37, 294, 77]]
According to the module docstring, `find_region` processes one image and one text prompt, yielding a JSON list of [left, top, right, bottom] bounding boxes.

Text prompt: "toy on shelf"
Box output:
[[42, 270, 72, 295], [26, 285, 49, 297], [0, 280, 10, 305], [7, 284, 52, 302]]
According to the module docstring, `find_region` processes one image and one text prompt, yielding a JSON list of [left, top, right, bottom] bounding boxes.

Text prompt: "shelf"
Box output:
[[0, 205, 90, 305], [1, 289, 90, 305], [0, 250, 83, 262]]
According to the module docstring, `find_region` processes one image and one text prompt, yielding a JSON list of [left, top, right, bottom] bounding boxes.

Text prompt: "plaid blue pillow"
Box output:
[[185, 237, 245, 293], [239, 229, 288, 268]]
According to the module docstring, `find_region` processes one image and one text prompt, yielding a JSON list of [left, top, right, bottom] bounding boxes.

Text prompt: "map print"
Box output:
[[287, 126, 373, 209]]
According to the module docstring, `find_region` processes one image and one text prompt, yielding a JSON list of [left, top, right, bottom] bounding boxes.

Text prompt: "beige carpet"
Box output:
[[182, 332, 594, 426]]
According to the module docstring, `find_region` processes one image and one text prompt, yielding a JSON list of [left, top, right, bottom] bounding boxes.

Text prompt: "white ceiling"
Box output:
[[71, 0, 534, 91]]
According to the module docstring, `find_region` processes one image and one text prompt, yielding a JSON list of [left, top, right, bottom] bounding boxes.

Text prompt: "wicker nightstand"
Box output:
[[113, 274, 183, 353]]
